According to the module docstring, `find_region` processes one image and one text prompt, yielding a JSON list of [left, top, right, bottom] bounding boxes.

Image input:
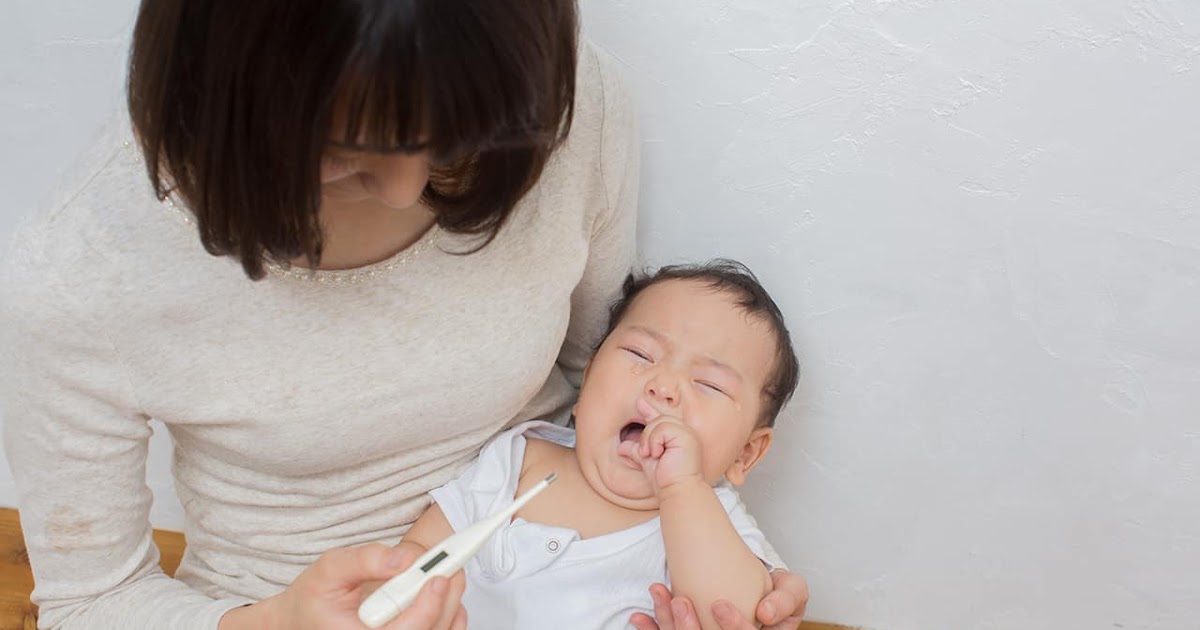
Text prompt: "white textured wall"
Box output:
[[581, 1, 1200, 629], [3, 2, 1199, 629]]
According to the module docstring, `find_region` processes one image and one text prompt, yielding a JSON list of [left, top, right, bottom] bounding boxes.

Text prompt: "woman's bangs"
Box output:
[[331, 41, 432, 155], [333, 4, 561, 161]]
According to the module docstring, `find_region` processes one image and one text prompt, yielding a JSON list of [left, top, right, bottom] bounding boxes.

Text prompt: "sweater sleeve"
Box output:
[[1, 221, 252, 629], [554, 45, 641, 388]]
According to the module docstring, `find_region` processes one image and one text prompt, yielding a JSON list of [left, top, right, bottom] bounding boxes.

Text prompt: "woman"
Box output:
[[0, 1, 808, 629]]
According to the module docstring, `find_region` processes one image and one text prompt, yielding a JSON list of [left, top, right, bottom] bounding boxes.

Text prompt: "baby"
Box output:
[[401, 259, 800, 629]]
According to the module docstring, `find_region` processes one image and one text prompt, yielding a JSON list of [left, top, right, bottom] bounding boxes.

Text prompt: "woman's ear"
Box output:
[[724, 427, 773, 486]]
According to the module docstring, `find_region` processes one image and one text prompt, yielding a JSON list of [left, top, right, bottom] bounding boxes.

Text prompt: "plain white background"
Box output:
[[3, 1, 1199, 629]]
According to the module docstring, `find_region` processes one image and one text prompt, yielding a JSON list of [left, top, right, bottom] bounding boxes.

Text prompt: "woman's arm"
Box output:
[[554, 45, 641, 386], [2, 221, 468, 630], [1, 235, 253, 629]]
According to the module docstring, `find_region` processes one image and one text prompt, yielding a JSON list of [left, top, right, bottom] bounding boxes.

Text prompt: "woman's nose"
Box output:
[[360, 154, 430, 208]]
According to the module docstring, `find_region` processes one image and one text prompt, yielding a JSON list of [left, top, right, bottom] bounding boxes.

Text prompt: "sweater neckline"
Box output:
[[146, 149, 444, 286], [263, 223, 441, 285]]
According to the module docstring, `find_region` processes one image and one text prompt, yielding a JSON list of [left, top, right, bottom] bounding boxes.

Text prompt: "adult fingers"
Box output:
[[381, 576, 452, 630], [630, 612, 660, 630], [711, 599, 758, 630], [313, 544, 407, 592], [431, 571, 466, 630], [647, 583, 675, 630], [668, 596, 702, 630], [448, 605, 468, 630], [757, 570, 808, 629]]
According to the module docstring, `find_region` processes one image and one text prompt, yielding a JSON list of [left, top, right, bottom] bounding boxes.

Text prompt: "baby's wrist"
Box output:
[[657, 475, 709, 505]]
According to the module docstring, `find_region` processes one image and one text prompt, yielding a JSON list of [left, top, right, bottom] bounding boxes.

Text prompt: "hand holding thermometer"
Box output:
[[358, 472, 558, 628]]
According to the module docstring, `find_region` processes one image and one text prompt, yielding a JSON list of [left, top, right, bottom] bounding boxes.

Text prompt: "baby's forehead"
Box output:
[[630, 278, 749, 316], [630, 277, 729, 305], [624, 279, 779, 347]]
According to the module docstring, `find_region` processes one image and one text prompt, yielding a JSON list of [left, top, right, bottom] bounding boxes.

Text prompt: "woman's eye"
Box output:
[[322, 155, 358, 172]]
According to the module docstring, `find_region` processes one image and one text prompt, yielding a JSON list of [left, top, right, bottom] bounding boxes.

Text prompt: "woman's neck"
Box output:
[[298, 198, 437, 271]]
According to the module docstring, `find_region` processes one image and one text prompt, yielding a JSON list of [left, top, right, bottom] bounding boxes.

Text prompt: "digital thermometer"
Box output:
[[358, 472, 558, 628]]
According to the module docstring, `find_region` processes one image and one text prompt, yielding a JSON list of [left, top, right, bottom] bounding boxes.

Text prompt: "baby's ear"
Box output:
[[724, 427, 773, 486]]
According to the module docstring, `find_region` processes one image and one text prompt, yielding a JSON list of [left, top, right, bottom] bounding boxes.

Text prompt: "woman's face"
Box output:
[[319, 144, 432, 210]]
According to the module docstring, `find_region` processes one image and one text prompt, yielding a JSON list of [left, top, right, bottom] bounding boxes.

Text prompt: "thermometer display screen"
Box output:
[[420, 551, 449, 573]]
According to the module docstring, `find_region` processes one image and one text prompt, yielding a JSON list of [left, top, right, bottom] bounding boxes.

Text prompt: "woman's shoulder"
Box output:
[[524, 39, 638, 235], [570, 40, 636, 154], [2, 115, 185, 314]]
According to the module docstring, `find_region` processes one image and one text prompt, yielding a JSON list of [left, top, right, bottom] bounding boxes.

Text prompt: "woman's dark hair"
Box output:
[[602, 259, 801, 428], [128, 0, 579, 279]]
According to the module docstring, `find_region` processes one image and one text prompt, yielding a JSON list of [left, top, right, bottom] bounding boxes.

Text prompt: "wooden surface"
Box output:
[[0, 510, 35, 630], [0, 508, 187, 630], [0, 507, 861, 630]]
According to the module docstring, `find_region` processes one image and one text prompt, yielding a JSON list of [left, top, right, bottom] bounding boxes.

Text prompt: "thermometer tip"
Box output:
[[544, 472, 558, 484]]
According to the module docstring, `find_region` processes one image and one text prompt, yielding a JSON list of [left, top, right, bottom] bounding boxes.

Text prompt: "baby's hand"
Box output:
[[618, 416, 704, 493]]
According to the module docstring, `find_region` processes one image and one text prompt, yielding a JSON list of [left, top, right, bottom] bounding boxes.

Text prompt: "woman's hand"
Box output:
[[630, 569, 809, 630], [219, 543, 466, 630]]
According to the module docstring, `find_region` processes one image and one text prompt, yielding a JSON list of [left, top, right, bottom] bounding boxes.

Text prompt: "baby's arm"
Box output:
[[660, 479, 773, 629], [359, 502, 457, 600], [396, 501, 455, 556], [623, 418, 772, 630]]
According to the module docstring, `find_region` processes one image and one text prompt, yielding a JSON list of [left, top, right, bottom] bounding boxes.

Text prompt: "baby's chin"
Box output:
[[577, 455, 662, 511], [598, 487, 660, 512]]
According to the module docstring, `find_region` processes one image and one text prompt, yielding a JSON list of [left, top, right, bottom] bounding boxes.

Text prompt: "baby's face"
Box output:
[[573, 279, 778, 510]]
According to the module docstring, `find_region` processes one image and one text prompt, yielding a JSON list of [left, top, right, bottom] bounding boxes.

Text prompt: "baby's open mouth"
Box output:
[[619, 420, 645, 444]]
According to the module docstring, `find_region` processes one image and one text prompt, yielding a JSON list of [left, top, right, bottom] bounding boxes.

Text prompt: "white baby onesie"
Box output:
[[428, 421, 774, 630]]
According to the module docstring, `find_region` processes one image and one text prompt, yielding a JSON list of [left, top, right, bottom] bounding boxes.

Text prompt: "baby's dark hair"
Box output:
[[601, 259, 800, 428]]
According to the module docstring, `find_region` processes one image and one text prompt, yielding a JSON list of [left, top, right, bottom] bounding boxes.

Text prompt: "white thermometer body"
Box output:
[[357, 472, 557, 628]]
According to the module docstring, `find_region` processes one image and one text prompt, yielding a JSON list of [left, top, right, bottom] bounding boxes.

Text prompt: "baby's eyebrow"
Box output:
[[696, 356, 743, 384], [627, 325, 668, 345]]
